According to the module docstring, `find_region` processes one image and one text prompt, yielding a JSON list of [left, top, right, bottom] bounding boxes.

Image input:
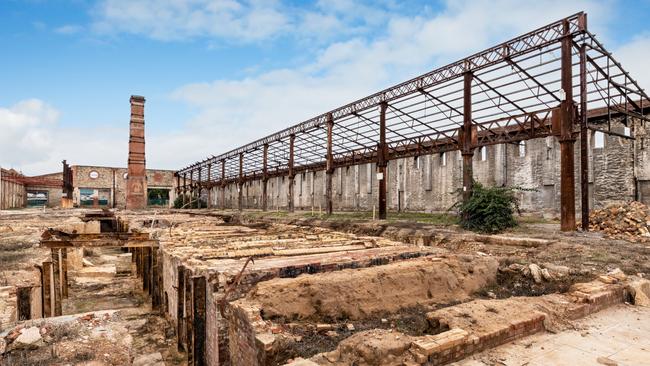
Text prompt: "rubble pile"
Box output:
[[588, 201, 650, 242]]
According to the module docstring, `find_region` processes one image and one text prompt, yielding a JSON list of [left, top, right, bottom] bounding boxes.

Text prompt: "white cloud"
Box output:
[[55, 24, 84, 35], [92, 0, 290, 41], [0, 99, 129, 175]]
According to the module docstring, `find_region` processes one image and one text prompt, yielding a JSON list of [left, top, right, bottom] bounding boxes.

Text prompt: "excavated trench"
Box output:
[[231, 251, 597, 366]]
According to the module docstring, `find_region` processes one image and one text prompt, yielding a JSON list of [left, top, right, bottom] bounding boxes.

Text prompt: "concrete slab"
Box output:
[[454, 305, 650, 366]]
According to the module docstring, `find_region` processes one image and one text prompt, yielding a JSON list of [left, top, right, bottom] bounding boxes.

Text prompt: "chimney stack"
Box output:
[[126, 95, 147, 209]]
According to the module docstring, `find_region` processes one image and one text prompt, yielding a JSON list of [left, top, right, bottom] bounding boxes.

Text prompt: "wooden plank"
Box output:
[[177, 265, 186, 352], [42, 261, 52, 317], [41, 239, 159, 249], [192, 276, 207, 366], [51, 249, 62, 316]]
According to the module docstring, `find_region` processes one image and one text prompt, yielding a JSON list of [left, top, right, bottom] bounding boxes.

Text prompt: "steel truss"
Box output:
[[176, 12, 648, 230]]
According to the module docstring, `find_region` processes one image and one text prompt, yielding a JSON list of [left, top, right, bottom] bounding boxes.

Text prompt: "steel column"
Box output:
[[326, 113, 334, 215], [197, 167, 202, 209], [207, 164, 212, 209], [262, 144, 268, 211], [238, 153, 244, 211], [560, 20, 577, 231], [378, 102, 388, 220], [579, 43, 589, 231], [182, 173, 187, 207], [288, 134, 295, 212], [221, 159, 226, 209], [462, 71, 475, 204]]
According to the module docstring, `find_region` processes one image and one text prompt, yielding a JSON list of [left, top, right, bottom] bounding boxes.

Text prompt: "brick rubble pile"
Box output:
[[588, 201, 650, 242]]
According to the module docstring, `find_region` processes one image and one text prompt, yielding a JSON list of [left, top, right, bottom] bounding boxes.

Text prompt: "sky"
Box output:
[[1, 0, 650, 175]]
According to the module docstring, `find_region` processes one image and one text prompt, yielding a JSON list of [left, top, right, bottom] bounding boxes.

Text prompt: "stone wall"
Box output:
[[206, 117, 647, 215]]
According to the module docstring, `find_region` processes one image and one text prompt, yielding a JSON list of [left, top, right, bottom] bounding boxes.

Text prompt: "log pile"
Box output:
[[588, 201, 650, 242]]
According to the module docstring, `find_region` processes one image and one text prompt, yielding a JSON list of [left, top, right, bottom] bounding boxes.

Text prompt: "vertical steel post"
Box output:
[[197, 167, 202, 209], [288, 134, 295, 212], [579, 43, 589, 231], [378, 102, 388, 220], [182, 173, 187, 207], [220, 159, 226, 209], [560, 20, 577, 231], [238, 153, 244, 211], [207, 164, 212, 209], [462, 71, 475, 205], [325, 113, 334, 215], [262, 144, 268, 211]]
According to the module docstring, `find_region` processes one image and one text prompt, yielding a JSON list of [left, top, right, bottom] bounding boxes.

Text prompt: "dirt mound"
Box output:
[[311, 329, 414, 366], [251, 256, 498, 322], [588, 201, 650, 242]]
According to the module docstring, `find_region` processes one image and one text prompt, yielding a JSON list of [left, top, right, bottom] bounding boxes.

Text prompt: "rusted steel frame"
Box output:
[[583, 31, 648, 103], [304, 124, 363, 155], [386, 103, 458, 144], [461, 71, 475, 204], [417, 89, 495, 137], [178, 13, 587, 176], [473, 74, 528, 115], [505, 58, 562, 103], [580, 43, 589, 231], [326, 113, 334, 215], [206, 163, 212, 208], [182, 173, 187, 206], [353, 111, 410, 141], [378, 102, 388, 220], [585, 54, 641, 111], [559, 19, 577, 232], [196, 167, 202, 209], [294, 130, 342, 160], [42, 261, 52, 317]]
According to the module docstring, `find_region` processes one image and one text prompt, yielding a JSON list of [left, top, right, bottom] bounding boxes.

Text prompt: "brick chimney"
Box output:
[[126, 95, 147, 209]]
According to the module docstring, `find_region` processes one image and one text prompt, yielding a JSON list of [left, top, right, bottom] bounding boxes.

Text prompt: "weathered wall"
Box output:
[[208, 117, 645, 215], [72, 165, 174, 208], [0, 168, 26, 210]]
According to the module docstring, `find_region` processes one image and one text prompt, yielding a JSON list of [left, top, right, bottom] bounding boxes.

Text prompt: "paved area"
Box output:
[[455, 305, 650, 366]]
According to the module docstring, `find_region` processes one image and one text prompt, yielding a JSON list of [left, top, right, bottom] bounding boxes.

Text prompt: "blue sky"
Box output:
[[1, 0, 650, 175]]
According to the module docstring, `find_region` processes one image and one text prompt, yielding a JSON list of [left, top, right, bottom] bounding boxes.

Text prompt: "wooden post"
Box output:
[[192, 276, 207, 365], [185, 271, 194, 365], [177, 265, 186, 351], [326, 113, 334, 215], [151, 248, 159, 309], [51, 249, 62, 316], [61, 248, 68, 299], [42, 261, 52, 317], [17, 287, 31, 321]]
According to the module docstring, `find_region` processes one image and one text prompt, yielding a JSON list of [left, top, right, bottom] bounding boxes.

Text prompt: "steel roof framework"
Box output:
[[176, 12, 648, 230]]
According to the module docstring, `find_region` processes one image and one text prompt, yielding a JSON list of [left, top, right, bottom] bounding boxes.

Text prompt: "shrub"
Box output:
[[173, 194, 206, 209], [456, 181, 528, 234]]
